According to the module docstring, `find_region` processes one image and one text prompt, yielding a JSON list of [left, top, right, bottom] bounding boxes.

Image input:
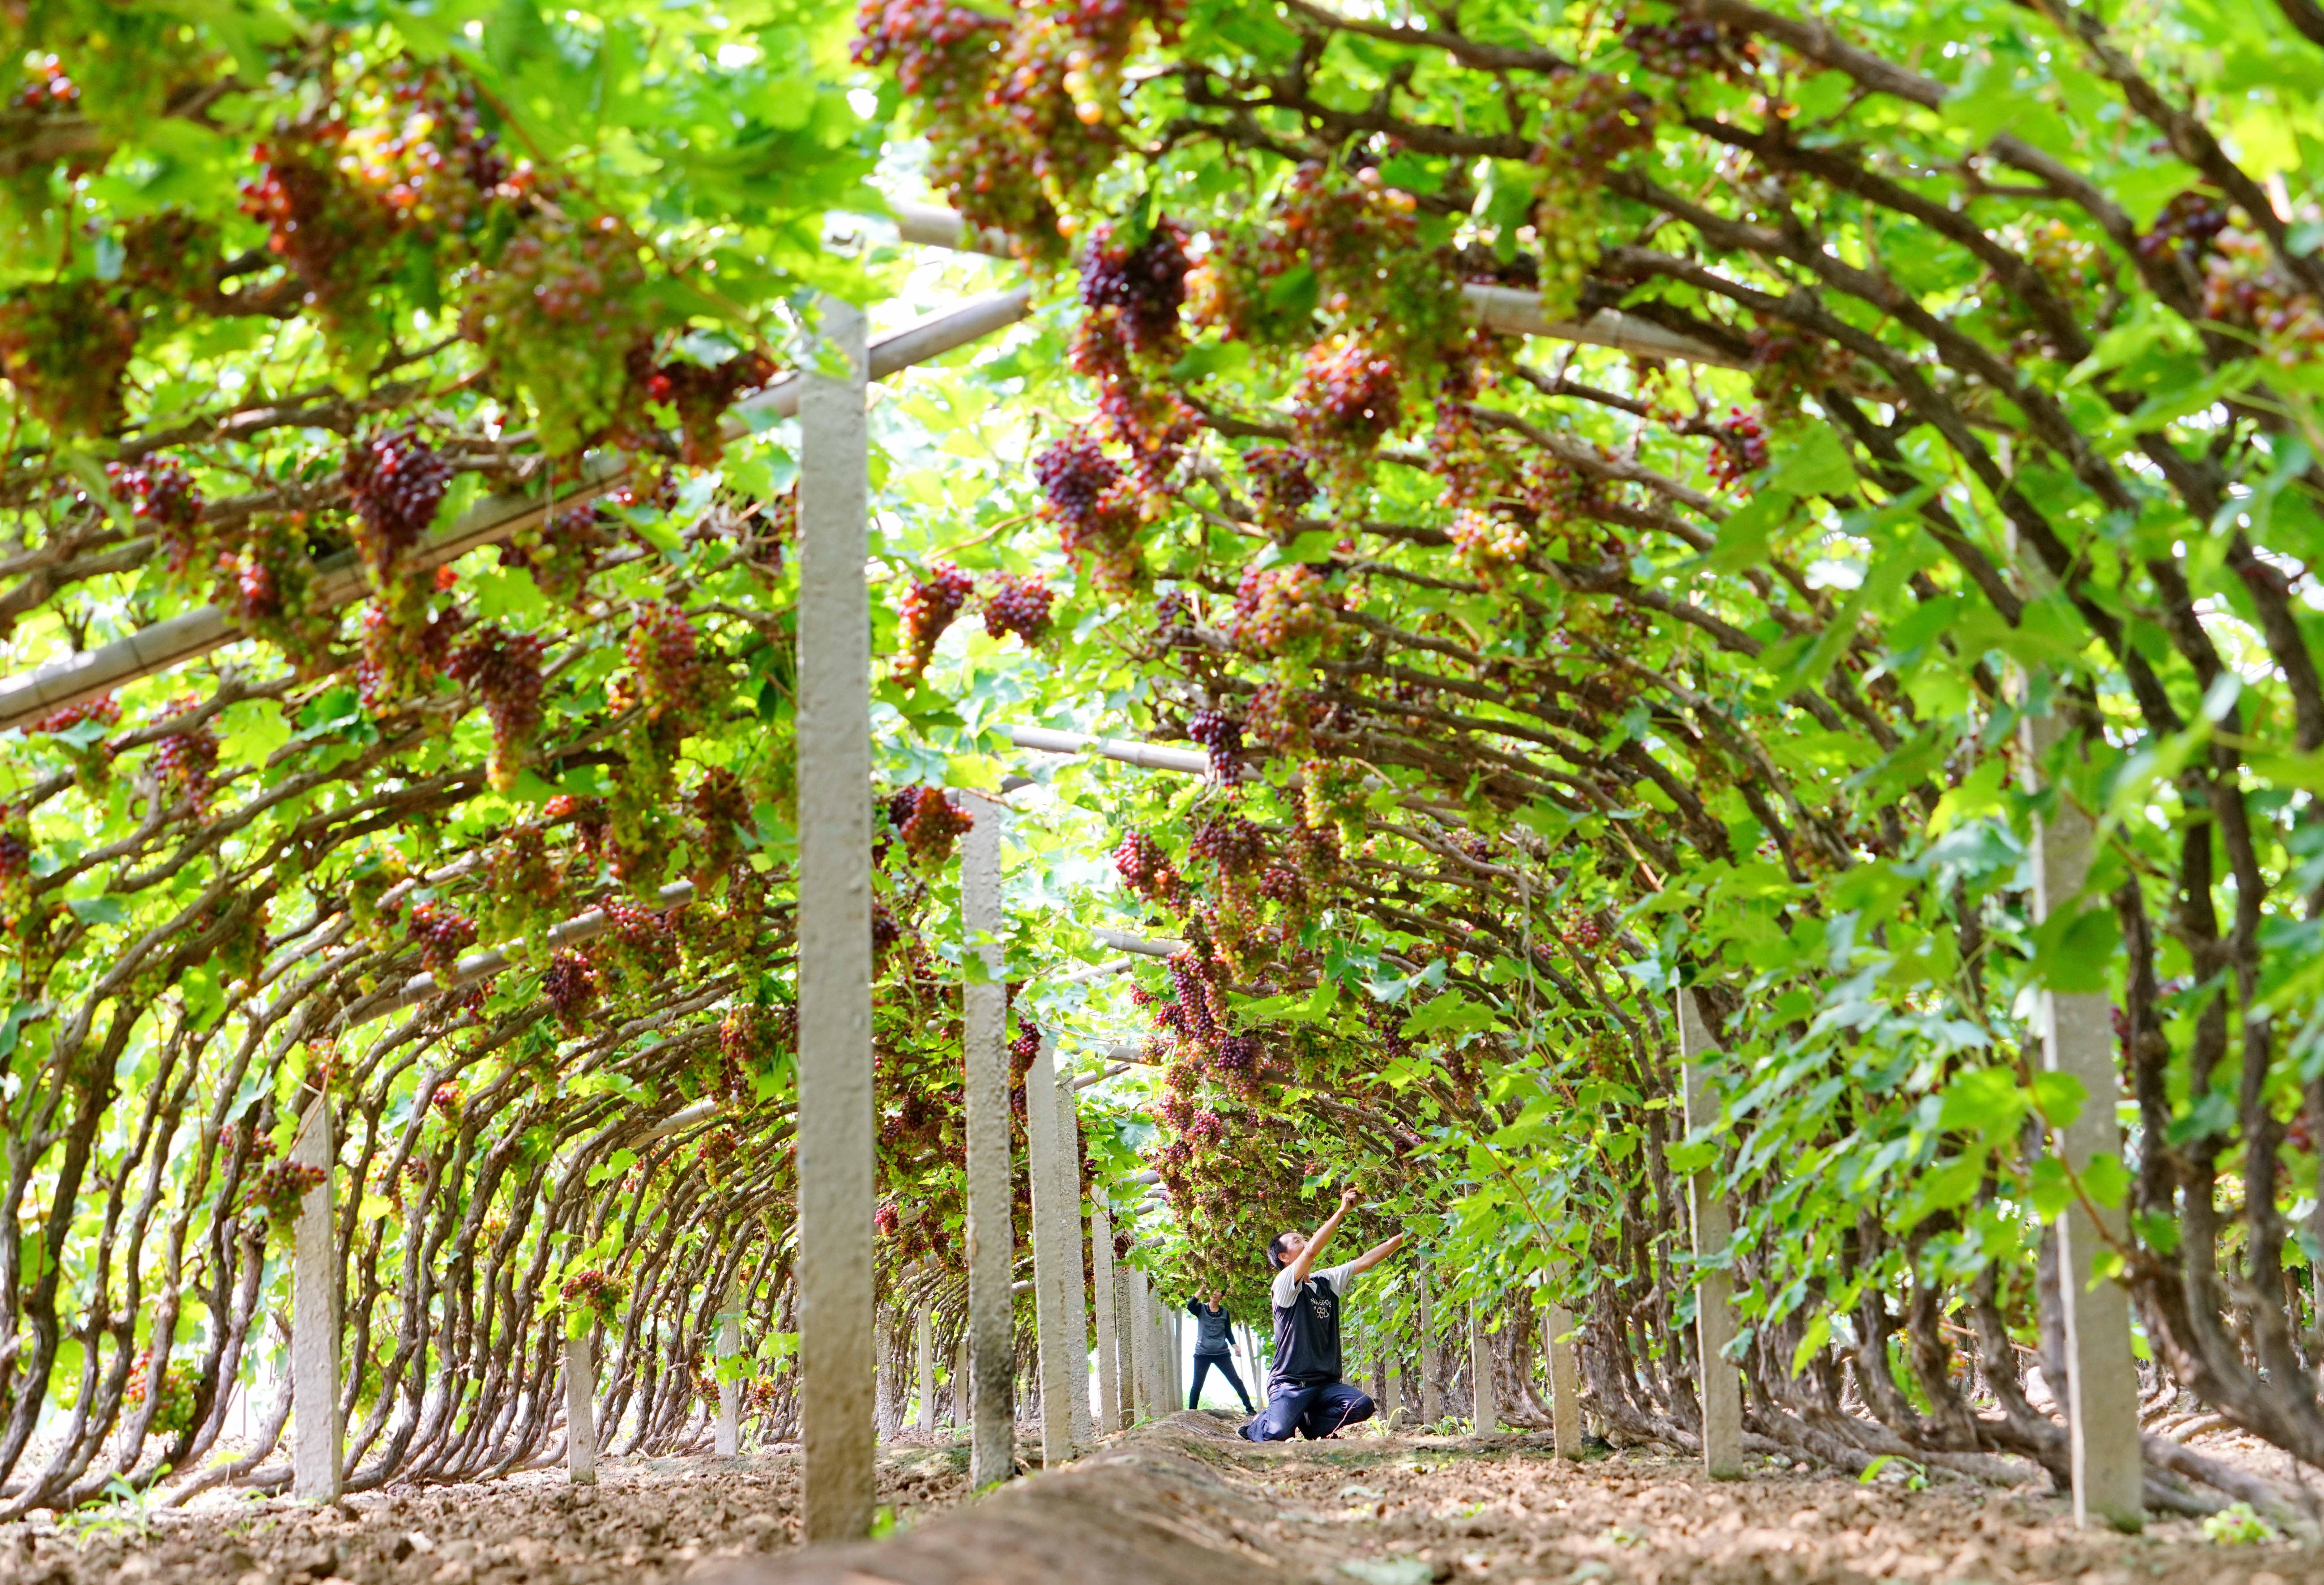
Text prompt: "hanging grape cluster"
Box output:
[[894, 561, 975, 685], [446, 625, 548, 791], [981, 571, 1055, 644]]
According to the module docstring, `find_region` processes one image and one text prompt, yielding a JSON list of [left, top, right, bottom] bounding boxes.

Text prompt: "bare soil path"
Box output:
[[10, 1415, 2321, 1585]]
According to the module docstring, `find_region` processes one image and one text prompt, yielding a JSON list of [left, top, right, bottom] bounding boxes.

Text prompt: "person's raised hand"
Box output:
[[1339, 1187, 1360, 1212]]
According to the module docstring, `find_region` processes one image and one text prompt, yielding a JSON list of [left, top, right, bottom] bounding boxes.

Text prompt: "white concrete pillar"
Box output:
[[1678, 986, 1744, 1479], [290, 1097, 340, 1501], [565, 1331, 597, 1485], [1469, 1303, 1495, 1434], [1025, 1037, 1073, 1467], [959, 792, 1016, 1485], [716, 1280, 741, 1456], [953, 1332, 970, 1429], [1115, 1263, 1137, 1426], [1168, 1309, 1182, 1410], [916, 1309, 937, 1436], [1127, 1265, 1152, 1419], [1546, 1303, 1583, 1459], [1418, 1259, 1442, 1426], [2021, 706, 2145, 1531], [796, 292, 875, 1541], [1092, 1203, 1118, 1433], [1373, 1329, 1395, 1423], [1053, 1063, 1094, 1452]]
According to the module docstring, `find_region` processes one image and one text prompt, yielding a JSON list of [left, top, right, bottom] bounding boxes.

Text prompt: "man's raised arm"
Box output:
[[1287, 1187, 1360, 1288], [1348, 1230, 1407, 1276]]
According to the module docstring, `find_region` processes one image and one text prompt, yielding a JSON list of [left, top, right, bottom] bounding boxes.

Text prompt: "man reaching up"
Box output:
[[1239, 1186, 1406, 1442]]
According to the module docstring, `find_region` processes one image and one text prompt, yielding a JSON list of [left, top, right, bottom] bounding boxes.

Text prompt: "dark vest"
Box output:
[[1270, 1273, 1343, 1386]]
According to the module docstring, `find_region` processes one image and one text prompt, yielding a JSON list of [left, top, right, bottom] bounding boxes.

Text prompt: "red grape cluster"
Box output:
[[1167, 952, 1223, 1040], [622, 601, 711, 723], [27, 694, 120, 735], [1555, 73, 1659, 169], [13, 55, 76, 112], [898, 786, 975, 863], [107, 457, 204, 569], [604, 898, 682, 985], [1622, 14, 1757, 78], [460, 212, 654, 456], [1187, 706, 1244, 782], [0, 279, 139, 437], [1362, 1001, 1416, 1063], [355, 599, 461, 711], [407, 900, 477, 974], [894, 561, 975, 685], [429, 1083, 464, 1118], [240, 134, 395, 332], [1224, 562, 1337, 656], [1448, 507, 1532, 582], [122, 1351, 200, 1438], [1556, 907, 1606, 952], [2138, 189, 2232, 266], [543, 949, 597, 1029], [152, 705, 220, 812], [246, 1159, 330, 1224], [345, 426, 454, 574], [851, 0, 1006, 95], [642, 348, 779, 466], [1113, 831, 1187, 909], [2202, 227, 2324, 361], [1258, 864, 1306, 908], [341, 63, 521, 241], [1243, 681, 1320, 761], [0, 825, 32, 900], [871, 897, 900, 956], [1707, 408, 1769, 490], [1078, 219, 1191, 359], [982, 572, 1055, 644], [1244, 446, 1319, 531], [1290, 336, 1402, 503], [1009, 1022, 1043, 1078], [446, 624, 547, 791], [1034, 432, 1146, 597], [560, 1267, 627, 1326], [1188, 813, 1267, 877]]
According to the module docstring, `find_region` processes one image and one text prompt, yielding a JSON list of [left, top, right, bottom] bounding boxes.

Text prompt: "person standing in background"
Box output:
[[1187, 1290, 1257, 1413]]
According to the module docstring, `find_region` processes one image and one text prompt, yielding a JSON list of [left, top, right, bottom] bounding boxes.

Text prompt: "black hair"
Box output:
[[1267, 1233, 1292, 1271]]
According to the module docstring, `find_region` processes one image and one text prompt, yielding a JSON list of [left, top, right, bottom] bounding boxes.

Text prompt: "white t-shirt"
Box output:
[[1273, 1259, 1360, 1310]]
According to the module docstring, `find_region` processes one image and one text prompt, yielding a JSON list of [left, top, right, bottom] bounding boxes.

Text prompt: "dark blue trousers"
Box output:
[[1190, 1352, 1256, 1413], [1238, 1377, 1374, 1441]]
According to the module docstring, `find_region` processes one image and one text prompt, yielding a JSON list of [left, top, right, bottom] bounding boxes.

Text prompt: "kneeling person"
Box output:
[[1241, 1186, 1406, 1442]]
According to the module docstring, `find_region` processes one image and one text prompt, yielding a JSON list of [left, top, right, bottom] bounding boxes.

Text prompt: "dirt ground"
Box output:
[[0, 1442, 970, 1585], [11, 1416, 2324, 1585]]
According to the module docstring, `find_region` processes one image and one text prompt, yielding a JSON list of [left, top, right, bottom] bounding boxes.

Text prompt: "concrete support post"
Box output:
[[1025, 1037, 1073, 1467], [797, 292, 874, 1541], [1053, 1063, 1094, 1453], [1115, 1263, 1138, 1426], [1127, 1265, 1153, 1419], [1469, 1304, 1495, 1434], [565, 1331, 597, 1485], [1678, 986, 1744, 1480], [959, 792, 1015, 1485], [1168, 1309, 1182, 1409], [1092, 1203, 1118, 1434], [290, 1097, 340, 1502], [2022, 706, 2146, 1532], [916, 1309, 937, 1436], [1546, 1304, 1583, 1459], [1373, 1325, 1395, 1424], [1417, 1259, 1442, 1426], [716, 1281, 741, 1457]]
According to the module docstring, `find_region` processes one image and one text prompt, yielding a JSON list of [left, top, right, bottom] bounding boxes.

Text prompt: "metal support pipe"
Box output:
[[796, 294, 875, 1540]]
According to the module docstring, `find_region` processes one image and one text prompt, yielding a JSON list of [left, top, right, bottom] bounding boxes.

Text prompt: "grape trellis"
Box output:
[[2, 0, 2323, 1543]]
